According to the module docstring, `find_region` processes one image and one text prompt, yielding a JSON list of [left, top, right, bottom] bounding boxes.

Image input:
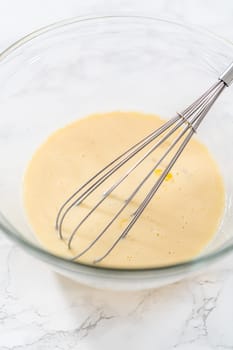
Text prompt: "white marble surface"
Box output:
[[1, 1, 233, 349]]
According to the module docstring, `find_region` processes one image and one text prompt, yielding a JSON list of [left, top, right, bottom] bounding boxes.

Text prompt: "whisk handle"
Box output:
[[219, 61, 233, 86]]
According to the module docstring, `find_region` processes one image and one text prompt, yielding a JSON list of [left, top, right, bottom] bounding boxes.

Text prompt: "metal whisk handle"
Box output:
[[219, 61, 233, 86]]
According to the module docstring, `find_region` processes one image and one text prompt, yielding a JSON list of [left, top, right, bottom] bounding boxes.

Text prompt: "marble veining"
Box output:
[[1, 0, 233, 349], [1, 241, 233, 349]]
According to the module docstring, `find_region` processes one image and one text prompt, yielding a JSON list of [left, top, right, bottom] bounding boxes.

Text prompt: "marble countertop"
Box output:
[[1, 1, 233, 349]]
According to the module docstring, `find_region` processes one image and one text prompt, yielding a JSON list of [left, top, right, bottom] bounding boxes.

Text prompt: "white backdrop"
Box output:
[[1, 0, 233, 50], [1, 1, 233, 349]]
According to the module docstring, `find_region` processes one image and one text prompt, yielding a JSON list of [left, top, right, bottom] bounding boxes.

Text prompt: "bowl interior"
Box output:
[[1, 16, 233, 268]]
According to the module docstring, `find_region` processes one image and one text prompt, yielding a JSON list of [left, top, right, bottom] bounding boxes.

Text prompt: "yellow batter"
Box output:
[[23, 112, 225, 268]]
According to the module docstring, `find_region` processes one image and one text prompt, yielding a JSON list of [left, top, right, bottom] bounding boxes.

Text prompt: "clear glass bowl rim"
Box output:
[[0, 13, 233, 275]]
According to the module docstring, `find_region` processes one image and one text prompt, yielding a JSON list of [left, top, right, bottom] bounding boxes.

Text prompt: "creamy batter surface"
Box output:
[[24, 112, 225, 268]]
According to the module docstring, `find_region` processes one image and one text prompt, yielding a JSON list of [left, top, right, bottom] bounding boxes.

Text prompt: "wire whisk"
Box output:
[[56, 61, 233, 263]]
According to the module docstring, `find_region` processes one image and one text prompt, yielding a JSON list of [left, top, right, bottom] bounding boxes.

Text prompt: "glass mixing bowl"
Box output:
[[1, 15, 233, 291]]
